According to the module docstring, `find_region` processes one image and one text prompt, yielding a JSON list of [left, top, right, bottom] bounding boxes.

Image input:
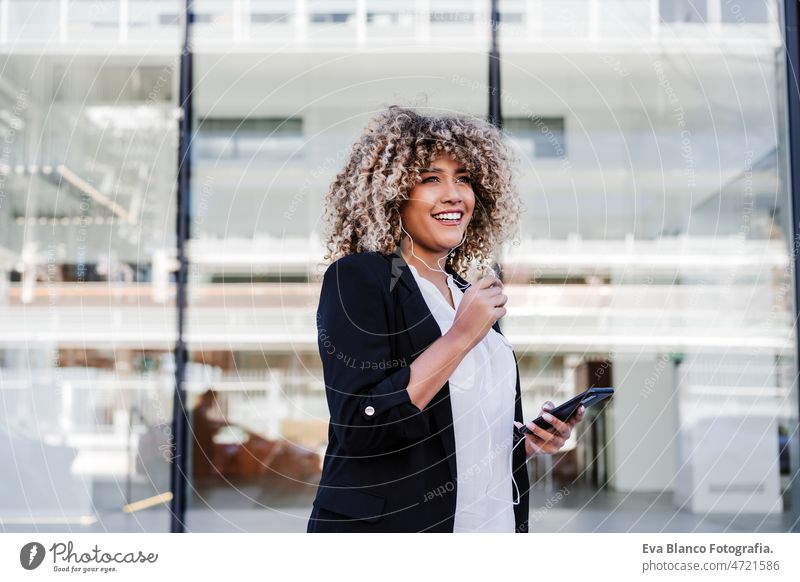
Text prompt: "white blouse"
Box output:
[[407, 263, 519, 533]]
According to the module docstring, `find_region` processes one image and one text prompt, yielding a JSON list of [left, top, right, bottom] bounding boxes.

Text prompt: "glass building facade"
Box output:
[[0, 0, 798, 532]]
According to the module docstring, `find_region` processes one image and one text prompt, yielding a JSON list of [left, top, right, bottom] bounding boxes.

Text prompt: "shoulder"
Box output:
[[321, 251, 393, 293], [318, 253, 394, 321], [330, 251, 388, 269], [324, 251, 391, 280]]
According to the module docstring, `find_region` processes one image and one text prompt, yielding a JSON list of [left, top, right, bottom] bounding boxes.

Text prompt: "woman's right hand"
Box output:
[[449, 272, 507, 350]]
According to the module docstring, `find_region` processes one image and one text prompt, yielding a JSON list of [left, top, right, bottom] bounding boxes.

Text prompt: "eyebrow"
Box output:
[[419, 166, 469, 174]]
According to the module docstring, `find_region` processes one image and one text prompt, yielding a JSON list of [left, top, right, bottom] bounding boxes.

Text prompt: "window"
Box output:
[[660, 0, 707, 24], [53, 65, 174, 102], [504, 116, 566, 159], [721, 0, 768, 24], [310, 12, 353, 24], [195, 117, 304, 161], [251, 13, 290, 24]]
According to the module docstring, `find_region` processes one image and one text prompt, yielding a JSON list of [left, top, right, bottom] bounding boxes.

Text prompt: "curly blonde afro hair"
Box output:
[[320, 105, 523, 277]]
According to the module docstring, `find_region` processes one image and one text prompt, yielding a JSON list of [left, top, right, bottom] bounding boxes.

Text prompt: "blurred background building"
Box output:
[[0, 0, 798, 532]]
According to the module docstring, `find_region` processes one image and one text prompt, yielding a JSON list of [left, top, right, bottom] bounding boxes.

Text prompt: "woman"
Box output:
[[307, 106, 585, 533]]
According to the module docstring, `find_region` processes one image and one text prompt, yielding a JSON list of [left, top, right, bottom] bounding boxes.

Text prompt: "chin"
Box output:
[[436, 239, 464, 251]]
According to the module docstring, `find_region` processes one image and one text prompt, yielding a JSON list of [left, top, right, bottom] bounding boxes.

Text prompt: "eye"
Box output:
[[421, 175, 472, 184]]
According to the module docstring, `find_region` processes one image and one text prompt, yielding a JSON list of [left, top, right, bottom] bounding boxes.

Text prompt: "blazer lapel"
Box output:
[[382, 248, 509, 488], [385, 247, 457, 484]]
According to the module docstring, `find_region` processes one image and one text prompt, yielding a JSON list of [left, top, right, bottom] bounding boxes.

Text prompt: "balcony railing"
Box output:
[[0, 281, 792, 352], [0, 0, 781, 49]]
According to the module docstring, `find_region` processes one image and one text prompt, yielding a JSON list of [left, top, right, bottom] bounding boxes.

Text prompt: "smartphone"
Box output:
[[515, 387, 614, 437]]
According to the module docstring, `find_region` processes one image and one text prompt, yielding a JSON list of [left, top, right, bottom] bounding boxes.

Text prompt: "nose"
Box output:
[[442, 175, 463, 202]]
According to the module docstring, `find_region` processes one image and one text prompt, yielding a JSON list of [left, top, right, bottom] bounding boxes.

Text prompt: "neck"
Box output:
[[399, 239, 450, 279]]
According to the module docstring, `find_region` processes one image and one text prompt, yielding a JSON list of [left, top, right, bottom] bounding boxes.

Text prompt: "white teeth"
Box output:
[[433, 212, 462, 221]]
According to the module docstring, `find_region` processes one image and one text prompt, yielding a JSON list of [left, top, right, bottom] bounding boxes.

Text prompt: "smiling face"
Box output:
[[398, 152, 476, 270]]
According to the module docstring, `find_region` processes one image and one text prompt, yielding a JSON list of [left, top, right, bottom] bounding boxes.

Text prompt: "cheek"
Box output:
[[401, 201, 434, 233], [406, 195, 437, 221], [462, 198, 475, 220]]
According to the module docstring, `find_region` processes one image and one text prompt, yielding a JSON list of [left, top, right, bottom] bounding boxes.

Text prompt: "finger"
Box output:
[[526, 432, 563, 454], [542, 401, 554, 411], [523, 432, 545, 453], [542, 434, 566, 451], [475, 272, 499, 289], [483, 285, 503, 296], [570, 406, 586, 426], [541, 411, 571, 437], [566, 406, 585, 427], [483, 270, 502, 287], [526, 422, 557, 444]]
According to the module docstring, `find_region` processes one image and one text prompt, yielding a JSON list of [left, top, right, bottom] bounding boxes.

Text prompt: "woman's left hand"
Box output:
[[514, 401, 586, 460]]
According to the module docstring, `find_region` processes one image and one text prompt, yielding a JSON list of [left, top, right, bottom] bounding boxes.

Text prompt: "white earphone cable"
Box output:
[[398, 214, 466, 275], [400, 211, 525, 507]]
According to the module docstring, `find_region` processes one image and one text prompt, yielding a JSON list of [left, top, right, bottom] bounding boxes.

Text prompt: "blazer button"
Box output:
[[364, 405, 375, 417]]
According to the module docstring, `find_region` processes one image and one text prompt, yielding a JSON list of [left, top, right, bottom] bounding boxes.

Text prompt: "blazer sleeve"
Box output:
[[316, 255, 431, 456]]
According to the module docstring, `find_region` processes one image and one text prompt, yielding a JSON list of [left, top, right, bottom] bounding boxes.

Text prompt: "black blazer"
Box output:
[[306, 248, 530, 532]]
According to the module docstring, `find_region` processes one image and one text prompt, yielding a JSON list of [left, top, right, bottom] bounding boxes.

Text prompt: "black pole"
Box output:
[[782, 0, 800, 533], [488, 0, 502, 129], [169, 0, 194, 533], [487, 0, 504, 318]]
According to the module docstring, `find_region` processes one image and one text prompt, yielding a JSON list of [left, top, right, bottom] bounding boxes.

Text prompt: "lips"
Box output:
[[431, 211, 463, 226]]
